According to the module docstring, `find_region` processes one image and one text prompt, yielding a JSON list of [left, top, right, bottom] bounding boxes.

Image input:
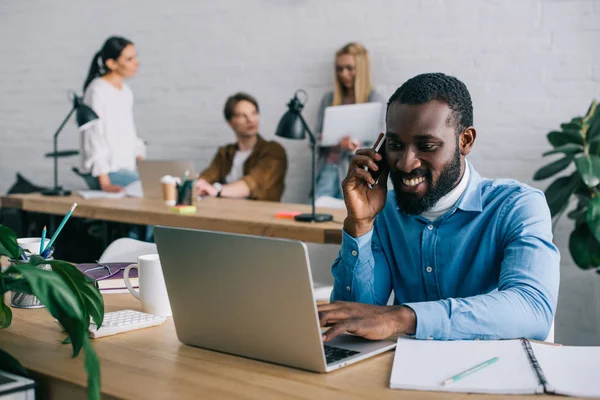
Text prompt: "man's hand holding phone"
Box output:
[[342, 132, 389, 238]]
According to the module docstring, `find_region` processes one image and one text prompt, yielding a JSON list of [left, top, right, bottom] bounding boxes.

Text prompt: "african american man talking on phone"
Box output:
[[318, 73, 559, 342]]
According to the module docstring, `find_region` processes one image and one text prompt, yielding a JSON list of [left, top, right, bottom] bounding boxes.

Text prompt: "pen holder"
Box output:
[[10, 255, 53, 309], [176, 181, 193, 206]]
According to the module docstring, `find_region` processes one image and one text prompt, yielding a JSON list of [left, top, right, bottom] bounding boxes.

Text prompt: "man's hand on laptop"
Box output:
[[318, 302, 416, 342]]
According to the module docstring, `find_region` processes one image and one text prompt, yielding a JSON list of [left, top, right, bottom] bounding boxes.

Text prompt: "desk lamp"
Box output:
[[275, 90, 333, 222], [42, 92, 99, 196]]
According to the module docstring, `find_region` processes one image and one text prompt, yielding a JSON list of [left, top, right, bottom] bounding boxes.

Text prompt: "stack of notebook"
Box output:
[[77, 262, 138, 293]]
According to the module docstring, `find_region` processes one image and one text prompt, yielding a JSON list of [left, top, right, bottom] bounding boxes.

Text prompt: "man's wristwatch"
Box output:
[[213, 182, 223, 198]]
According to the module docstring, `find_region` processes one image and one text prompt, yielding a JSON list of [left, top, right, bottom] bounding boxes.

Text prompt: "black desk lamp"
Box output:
[[275, 90, 333, 223], [42, 92, 99, 196]]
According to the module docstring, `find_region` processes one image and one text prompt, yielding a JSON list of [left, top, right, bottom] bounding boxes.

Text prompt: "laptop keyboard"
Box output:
[[324, 345, 360, 364]]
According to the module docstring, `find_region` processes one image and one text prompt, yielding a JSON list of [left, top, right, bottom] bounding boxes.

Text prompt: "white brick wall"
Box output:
[[1, 0, 599, 344]]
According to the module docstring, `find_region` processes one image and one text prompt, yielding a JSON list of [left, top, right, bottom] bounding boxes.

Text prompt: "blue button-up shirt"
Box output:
[[331, 163, 560, 341]]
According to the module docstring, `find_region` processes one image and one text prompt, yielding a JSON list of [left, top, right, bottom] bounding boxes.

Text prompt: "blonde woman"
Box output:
[[315, 42, 383, 199]]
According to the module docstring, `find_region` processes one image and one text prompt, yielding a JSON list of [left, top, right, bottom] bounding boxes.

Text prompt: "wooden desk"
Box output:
[[0, 294, 566, 400], [0, 193, 346, 244]]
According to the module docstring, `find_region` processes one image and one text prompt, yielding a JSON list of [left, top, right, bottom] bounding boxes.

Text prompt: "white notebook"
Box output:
[[390, 337, 600, 398], [76, 180, 143, 200]]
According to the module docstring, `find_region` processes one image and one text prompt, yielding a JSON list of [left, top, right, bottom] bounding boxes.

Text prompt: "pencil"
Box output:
[[442, 357, 499, 386], [39, 226, 47, 255], [42, 203, 78, 254]]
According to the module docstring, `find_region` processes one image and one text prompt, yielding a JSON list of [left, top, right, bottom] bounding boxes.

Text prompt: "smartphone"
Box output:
[[365, 133, 386, 189]]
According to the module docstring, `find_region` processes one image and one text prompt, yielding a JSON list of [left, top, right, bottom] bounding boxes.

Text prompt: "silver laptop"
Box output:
[[154, 226, 397, 372], [137, 160, 196, 199]]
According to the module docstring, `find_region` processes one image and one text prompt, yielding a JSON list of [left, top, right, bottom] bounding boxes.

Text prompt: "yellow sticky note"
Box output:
[[169, 205, 197, 214]]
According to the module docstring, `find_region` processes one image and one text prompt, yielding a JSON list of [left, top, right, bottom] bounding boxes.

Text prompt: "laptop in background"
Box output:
[[154, 226, 396, 373], [137, 160, 196, 199], [320, 102, 386, 147]]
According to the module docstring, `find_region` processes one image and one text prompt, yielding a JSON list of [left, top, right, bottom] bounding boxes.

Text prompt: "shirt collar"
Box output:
[[455, 160, 483, 213]]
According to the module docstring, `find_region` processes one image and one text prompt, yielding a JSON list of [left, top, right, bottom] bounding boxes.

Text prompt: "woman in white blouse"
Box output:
[[80, 36, 146, 192]]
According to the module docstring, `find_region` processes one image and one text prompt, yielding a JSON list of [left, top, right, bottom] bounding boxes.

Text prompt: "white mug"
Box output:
[[124, 254, 172, 317], [17, 237, 51, 255]]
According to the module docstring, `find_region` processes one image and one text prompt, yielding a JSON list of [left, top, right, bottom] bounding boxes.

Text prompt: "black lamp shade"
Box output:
[[75, 101, 99, 131], [275, 110, 306, 140]]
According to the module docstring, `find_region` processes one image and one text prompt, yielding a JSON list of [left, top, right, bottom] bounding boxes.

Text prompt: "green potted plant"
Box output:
[[533, 99, 600, 271], [0, 224, 103, 400]]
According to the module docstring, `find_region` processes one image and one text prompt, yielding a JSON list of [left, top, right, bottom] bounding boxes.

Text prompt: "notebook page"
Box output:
[[532, 343, 600, 398], [390, 337, 540, 394], [124, 180, 143, 198], [76, 190, 126, 200]]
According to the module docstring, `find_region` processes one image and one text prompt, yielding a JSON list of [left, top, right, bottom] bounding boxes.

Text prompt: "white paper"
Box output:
[[390, 337, 540, 394], [76, 180, 143, 200], [312, 283, 332, 302], [76, 190, 126, 200], [532, 342, 600, 398], [315, 196, 346, 209]]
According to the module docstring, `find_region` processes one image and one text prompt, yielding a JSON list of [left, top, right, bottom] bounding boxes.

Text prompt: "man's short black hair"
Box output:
[[387, 73, 473, 134], [223, 92, 260, 121]]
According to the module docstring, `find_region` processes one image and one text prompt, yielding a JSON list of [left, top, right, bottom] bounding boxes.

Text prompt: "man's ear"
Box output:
[[459, 127, 476, 156]]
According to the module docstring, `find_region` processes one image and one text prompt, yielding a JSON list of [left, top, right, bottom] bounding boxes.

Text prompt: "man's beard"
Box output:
[[391, 145, 462, 215]]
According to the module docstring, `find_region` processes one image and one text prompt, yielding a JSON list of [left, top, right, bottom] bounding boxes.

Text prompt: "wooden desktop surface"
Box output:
[[0, 294, 568, 400], [0, 193, 346, 244]]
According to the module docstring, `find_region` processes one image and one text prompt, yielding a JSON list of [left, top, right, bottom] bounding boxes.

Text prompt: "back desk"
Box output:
[[0, 193, 346, 244]]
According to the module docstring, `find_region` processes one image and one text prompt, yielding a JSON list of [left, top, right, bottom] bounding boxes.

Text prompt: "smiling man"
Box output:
[[318, 73, 559, 342]]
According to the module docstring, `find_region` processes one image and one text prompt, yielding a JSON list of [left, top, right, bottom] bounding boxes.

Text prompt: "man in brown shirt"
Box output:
[[195, 93, 288, 202]]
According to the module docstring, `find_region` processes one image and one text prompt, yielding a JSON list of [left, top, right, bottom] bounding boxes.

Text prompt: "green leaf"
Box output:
[[0, 348, 28, 377], [567, 204, 587, 222], [1, 275, 32, 295], [5, 263, 87, 357], [574, 154, 600, 187], [542, 143, 584, 157], [571, 117, 584, 125], [585, 100, 597, 119], [47, 260, 104, 328], [586, 196, 600, 244], [533, 156, 574, 180], [561, 122, 582, 131], [547, 130, 584, 147], [588, 111, 600, 142], [590, 140, 600, 156], [544, 173, 580, 217], [83, 337, 101, 400], [0, 225, 22, 260], [0, 299, 12, 329], [569, 223, 600, 269]]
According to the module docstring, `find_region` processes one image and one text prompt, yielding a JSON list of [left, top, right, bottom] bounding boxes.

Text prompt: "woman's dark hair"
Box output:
[[83, 36, 133, 92]]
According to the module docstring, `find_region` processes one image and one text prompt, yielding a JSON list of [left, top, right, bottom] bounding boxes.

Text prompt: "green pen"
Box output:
[[42, 203, 77, 254], [442, 356, 499, 386]]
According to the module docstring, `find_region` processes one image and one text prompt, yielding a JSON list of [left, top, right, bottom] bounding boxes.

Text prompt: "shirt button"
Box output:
[[427, 225, 434, 230], [427, 336, 434, 340], [426, 266, 432, 273], [346, 286, 351, 291], [351, 250, 358, 256]]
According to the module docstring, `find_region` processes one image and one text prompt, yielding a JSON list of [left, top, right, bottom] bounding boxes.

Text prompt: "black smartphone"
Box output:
[[366, 133, 386, 189]]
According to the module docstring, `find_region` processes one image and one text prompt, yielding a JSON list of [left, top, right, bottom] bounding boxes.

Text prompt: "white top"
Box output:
[[80, 77, 146, 177], [420, 159, 470, 221], [224, 149, 252, 184]]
